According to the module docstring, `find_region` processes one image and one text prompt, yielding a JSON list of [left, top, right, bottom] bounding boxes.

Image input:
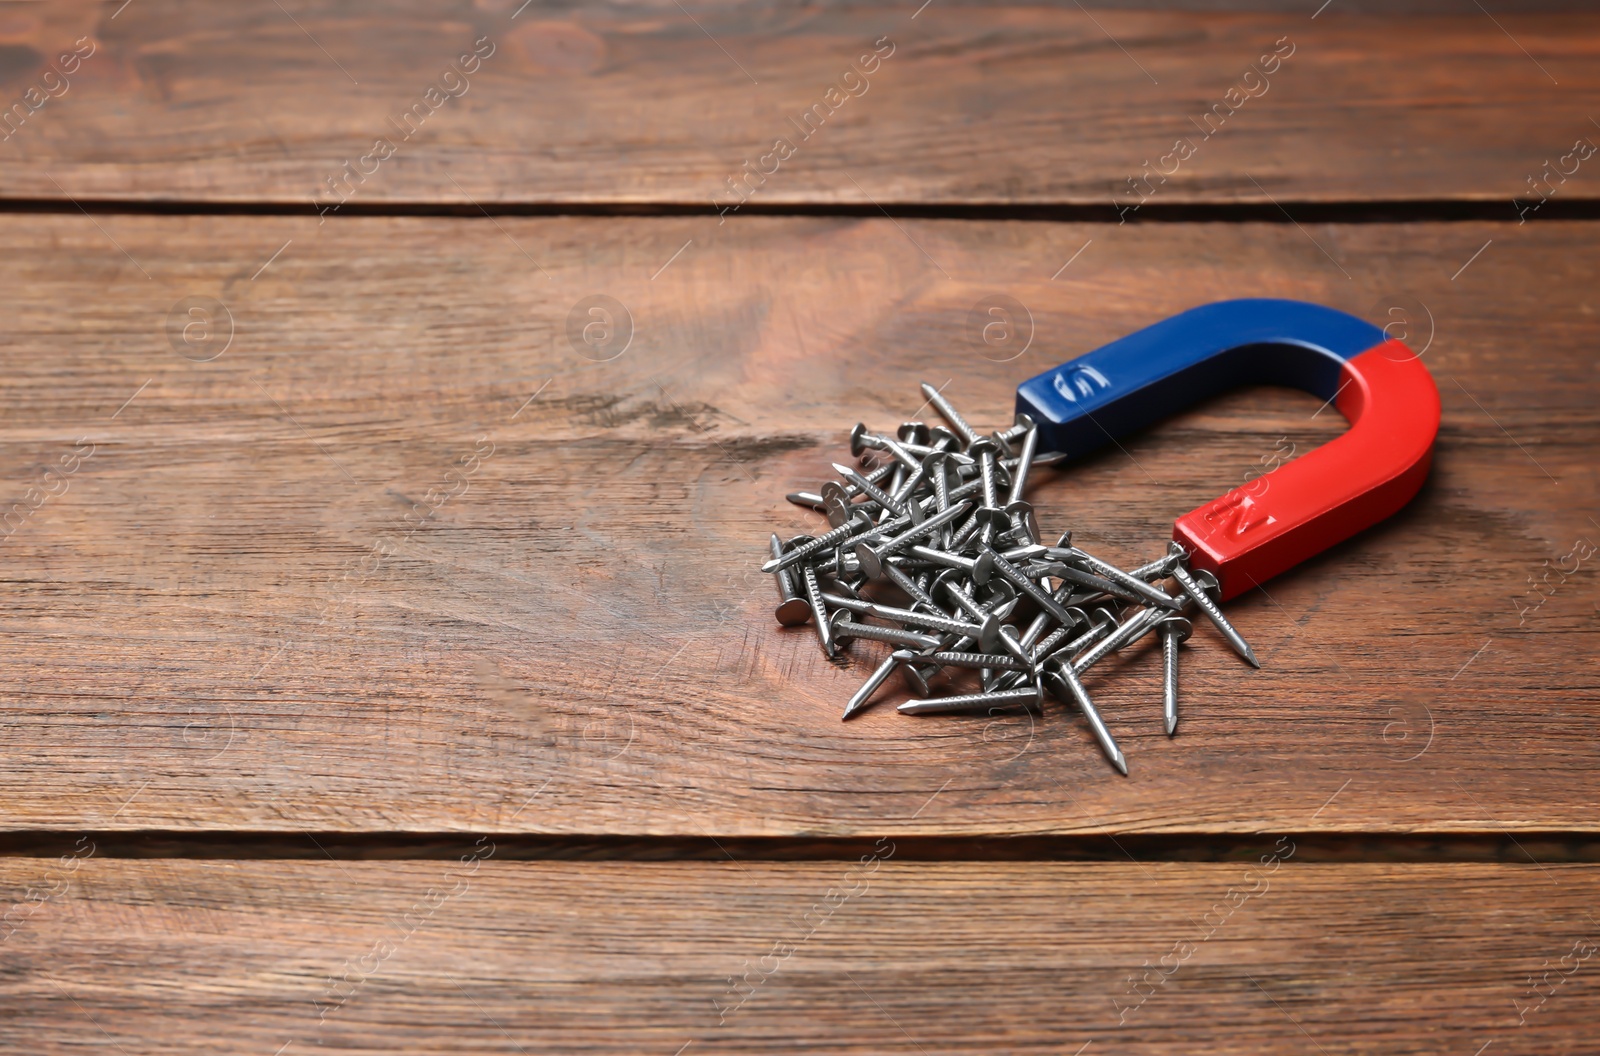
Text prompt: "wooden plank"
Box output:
[[2, 857, 1598, 1052], [0, 213, 1595, 835], [2, 1, 1596, 205]]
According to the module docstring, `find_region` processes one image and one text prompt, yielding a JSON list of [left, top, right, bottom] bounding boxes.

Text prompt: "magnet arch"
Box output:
[[1015, 299, 1441, 600]]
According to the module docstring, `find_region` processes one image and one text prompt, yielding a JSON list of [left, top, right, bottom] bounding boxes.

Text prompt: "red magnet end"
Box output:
[[1173, 341, 1440, 601]]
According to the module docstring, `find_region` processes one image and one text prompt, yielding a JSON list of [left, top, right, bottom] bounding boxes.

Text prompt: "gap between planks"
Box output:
[[2, 831, 1599, 863], [2, 198, 1600, 223]]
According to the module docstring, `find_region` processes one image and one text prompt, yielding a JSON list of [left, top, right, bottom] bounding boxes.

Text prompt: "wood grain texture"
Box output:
[[1, 212, 1594, 836], [2, 858, 1598, 1053], [1, 0, 1596, 206]]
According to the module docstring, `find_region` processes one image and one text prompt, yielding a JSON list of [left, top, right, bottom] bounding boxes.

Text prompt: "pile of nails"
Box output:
[[761, 383, 1260, 776]]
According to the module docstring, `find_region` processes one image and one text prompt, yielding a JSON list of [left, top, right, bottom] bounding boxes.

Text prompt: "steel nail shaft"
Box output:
[[919, 382, 980, 447], [1072, 606, 1165, 674], [985, 546, 1076, 626], [1172, 564, 1258, 667], [898, 684, 1042, 715], [843, 652, 901, 720], [801, 565, 836, 657], [1005, 424, 1039, 505], [1068, 548, 1183, 610], [831, 616, 944, 651], [1042, 659, 1127, 775], [1158, 616, 1192, 736]]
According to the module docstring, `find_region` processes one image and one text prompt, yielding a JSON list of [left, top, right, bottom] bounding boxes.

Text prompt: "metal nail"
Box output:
[[1041, 658, 1127, 775], [897, 421, 930, 446], [996, 412, 1035, 445], [786, 491, 827, 510], [1072, 605, 1165, 674], [1034, 561, 1147, 604], [984, 546, 1076, 626], [881, 560, 947, 613], [800, 565, 836, 657], [996, 623, 1038, 674], [1004, 450, 1067, 471], [1065, 547, 1184, 610], [770, 534, 814, 626], [833, 462, 905, 517], [1000, 542, 1047, 563], [969, 437, 1002, 509], [1129, 546, 1185, 581], [904, 544, 995, 585], [1003, 500, 1040, 546], [1033, 607, 1115, 664], [923, 650, 1031, 672], [919, 382, 980, 447], [1005, 424, 1039, 505], [1158, 616, 1192, 736], [849, 424, 923, 471], [898, 684, 1042, 715], [1172, 564, 1258, 667], [856, 600, 998, 652], [824, 462, 895, 506], [899, 655, 937, 697], [1022, 597, 1084, 651], [939, 574, 1012, 626], [926, 452, 957, 546], [891, 461, 932, 523], [762, 512, 870, 573], [843, 652, 902, 720], [830, 613, 944, 651], [855, 502, 972, 577]]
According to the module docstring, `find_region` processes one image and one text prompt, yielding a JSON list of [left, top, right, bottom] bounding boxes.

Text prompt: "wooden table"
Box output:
[[3, 1, 1598, 1051]]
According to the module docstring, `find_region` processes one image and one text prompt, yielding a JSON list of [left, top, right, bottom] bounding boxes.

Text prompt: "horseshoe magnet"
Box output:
[[1015, 298, 1440, 600]]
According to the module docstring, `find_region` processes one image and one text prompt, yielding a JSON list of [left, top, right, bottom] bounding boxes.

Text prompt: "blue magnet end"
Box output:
[[1015, 299, 1388, 457]]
